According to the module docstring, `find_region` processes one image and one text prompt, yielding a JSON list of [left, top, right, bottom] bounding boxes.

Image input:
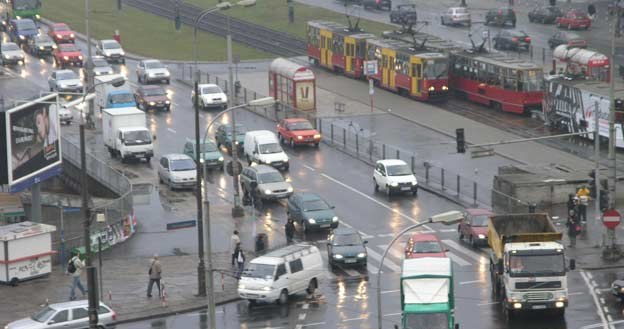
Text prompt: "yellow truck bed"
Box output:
[[488, 213, 562, 261]]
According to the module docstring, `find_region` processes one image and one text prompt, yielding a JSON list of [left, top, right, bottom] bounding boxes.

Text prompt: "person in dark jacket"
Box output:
[[255, 234, 266, 253], [285, 218, 295, 243], [566, 209, 581, 247], [234, 243, 245, 279], [567, 194, 576, 214]]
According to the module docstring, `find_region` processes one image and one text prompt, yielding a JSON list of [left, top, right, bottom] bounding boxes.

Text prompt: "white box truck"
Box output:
[[103, 107, 154, 163], [95, 74, 136, 110], [0, 222, 56, 286]]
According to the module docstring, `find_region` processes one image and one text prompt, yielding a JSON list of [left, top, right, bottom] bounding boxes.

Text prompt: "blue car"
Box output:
[[8, 19, 38, 45]]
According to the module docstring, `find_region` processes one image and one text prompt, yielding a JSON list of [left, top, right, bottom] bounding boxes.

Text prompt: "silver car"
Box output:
[[136, 59, 170, 84], [5, 300, 116, 329], [240, 165, 293, 201], [441, 7, 471, 26], [158, 154, 197, 190], [48, 70, 84, 93]]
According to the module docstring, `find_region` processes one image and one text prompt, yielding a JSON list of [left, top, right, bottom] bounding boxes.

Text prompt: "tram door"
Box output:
[[381, 48, 396, 89], [320, 29, 333, 69], [411, 57, 423, 97], [344, 36, 356, 75]]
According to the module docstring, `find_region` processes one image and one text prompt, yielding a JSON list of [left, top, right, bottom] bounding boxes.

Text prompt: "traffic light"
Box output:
[[615, 98, 624, 123], [455, 128, 465, 153]]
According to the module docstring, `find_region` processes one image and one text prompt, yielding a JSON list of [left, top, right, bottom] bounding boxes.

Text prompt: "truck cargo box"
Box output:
[[488, 213, 562, 261]]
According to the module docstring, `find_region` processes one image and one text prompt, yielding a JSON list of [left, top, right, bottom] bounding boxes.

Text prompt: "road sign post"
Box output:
[[602, 209, 621, 229], [364, 61, 377, 113], [602, 209, 621, 260]]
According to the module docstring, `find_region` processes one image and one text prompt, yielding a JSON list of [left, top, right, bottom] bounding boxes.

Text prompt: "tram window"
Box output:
[[412, 64, 422, 77], [357, 42, 366, 58], [383, 56, 388, 68]]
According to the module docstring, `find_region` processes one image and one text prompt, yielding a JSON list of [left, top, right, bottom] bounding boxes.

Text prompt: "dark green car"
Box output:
[[215, 123, 246, 155], [182, 139, 224, 170], [328, 228, 368, 269], [287, 192, 338, 232]]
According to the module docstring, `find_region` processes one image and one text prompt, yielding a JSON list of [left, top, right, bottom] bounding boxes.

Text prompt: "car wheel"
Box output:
[[458, 227, 464, 240], [168, 179, 175, 191], [278, 289, 288, 305], [137, 74, 142, 83], [314, 142, 319, 148], [246, 155, 252, 166], [374, 179, 379, 192], [493, 42, 499, 50], [412, 188, 418, 197], [278, 133, 284, 144], [290, 139, 295, 148], [441, 17, 445, 25], [303, 220, 309, 233], [470, 235, 476, 248], [528, 16, 533, 22], [386, 185, 391, 197], [306, 278, 318, 295], [159, 174, 163, 184], [248, 299, 257, 308], [143, 75, 148, 84]]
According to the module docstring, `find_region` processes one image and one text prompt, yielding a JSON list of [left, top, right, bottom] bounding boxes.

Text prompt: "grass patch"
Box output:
[[41, 0, 272, 61], [184, 0, 395, 40]]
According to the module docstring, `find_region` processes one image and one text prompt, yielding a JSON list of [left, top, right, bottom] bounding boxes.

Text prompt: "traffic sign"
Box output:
[[602, 208, 621, 229], [226, 160, 243, 176], [364, 60, 378, 76]]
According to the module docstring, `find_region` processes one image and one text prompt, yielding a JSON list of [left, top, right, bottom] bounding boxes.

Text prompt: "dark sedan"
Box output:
[[134, 85, 171, 111], [287, 192, 339, 232], [493, 30, 531, 51], [548, 31, 588, 49], [528, 6, 563, 24], [327, 228, 368, 270]]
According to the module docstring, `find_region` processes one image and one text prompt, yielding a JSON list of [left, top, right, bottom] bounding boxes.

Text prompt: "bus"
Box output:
[[1, 0, 41, 29], [449, 51, 544, 114]]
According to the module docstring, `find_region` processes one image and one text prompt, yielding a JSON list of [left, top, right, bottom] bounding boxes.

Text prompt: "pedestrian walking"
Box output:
[[285, 218, 295, 244], [230, 230, 240, 266], [68, 252, 86, 300], [566, 209, 581, 247], [147, 254, 162, 298], [255, 234, 266, 253], [234, 243, 245, 279], [576, 185, 590, 222], [567, 194, 576, 214]]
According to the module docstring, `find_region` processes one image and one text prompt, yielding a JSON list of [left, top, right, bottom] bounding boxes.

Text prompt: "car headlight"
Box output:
[[333, 254, 343, 259], [2, 54, 8, 59], [442, 85, 449, 91], [619, 286, 624, 293], [411, 180, 417, 185], [165, 100, 171, 104], [287, 186, 293, 193], [234, 141, 239, 145], [262, 286, 271, 291], [390, 182, 399, 187], [52, 44, 57, 49], [39, 46, 44, 50], [218, 156, 224, 162], [78, 55, 83, 60], [164, 71, 170, 76], [284, 158, 289, 162], [120, 50, 125, 55], [56, 34, 62, 39], [108, 70, 114, 75], [15, 15, 21, 19], [63, 55, 69, 60], [357, 252, 366, 258], [428, 86, 435, 91], [238, 283, 246, 289], [308, 218, 316, 224], [35, 14, 41, 19], [264, 189, 272, 195], [95, 71, 102, 75], [478, 234, 486, 239], [200, 159, 205, 163], [148, 72, 155, 77], [297, 135, 303, 140], [149, 101, 156, 106], [19, 35, 25, 40], [70, 33, 75, 38], [314, 134, 321, 139], [332, 216, 338, 222]]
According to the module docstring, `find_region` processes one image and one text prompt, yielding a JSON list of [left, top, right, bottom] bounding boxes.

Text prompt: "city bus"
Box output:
[[1, 0, 41, 30]]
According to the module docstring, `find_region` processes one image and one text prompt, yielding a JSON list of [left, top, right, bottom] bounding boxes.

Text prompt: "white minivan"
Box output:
[[238, 243, 323, 305], [243, 130, 289, 170]]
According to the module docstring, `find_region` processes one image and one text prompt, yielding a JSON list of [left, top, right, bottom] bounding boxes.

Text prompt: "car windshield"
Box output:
[[454, 8, 467, 13], [54, 25, 70, 31], [2, 43, 19, 51], [509, 253, 566, 277], [31, 306, 56, 322], [145, 61, 164, 69], [198, 142, 218, 152], [471, 215, 490, 226], [93, 59, 109, 67], [16, 20, 37, 30], [404, 312, 449, 329], [143, 88, 165, 97], [289, 121, 314, 131], [423, 60, 447, 80], [57, 71, 78, 80], [14, 0, 40, 10], [170, 158, 196, 171], [258, 172, 284, 184], [303, 199, 329, 211], [258, 143, 282, 154], [549, 7, 563, 14], [123, 130, 151, 144], [334, 233, 362, 246], [410, 241, 443, 253], [60, 44, 78, 52], [110, 93, 134, 104], [224, 125, 247, 136], [572, 12, 588, 18], [566, 33, 582, 40], [103, 41, 120, 49], [35, 34, 52, 43], [243, 263, 275, 280], [386, 164, 412, 176], [201, 86, 222, 94]]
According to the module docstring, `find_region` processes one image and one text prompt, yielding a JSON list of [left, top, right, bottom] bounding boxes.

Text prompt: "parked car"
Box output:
[[556, 9, 591, 29], [134, 85, 171, 111], [277, 118, 321, 148], [182, 138, 224, 170], [458, 208, 494, 247], [53, 43, 83, 68], [287, 192, 338, 232], [83, 56, 114, 77], [136, 59, 170, 84], [373, 159, 418, 196], [441, 7, 471, 27], [327, 228, 367, 270], [493, 30, 531, 51], [25, 34, 56, 57], [96, 39, 125, 64], [48, 22, 76, 43], [158, 154, 197, 190], [48, 69, 83, 93], [215, 123, 247, 155], [404, 233, 447, 258], [528, 6, 563, 24], [0, 42, 25, 66], [362, 0, 391, 10], [548, 31, 587, 49], [191, 83, 227, 110], [485, 8, 516, 27], [239, 165, 293, 201], [5, 300, 117, 329], [8, 18, 38, 45], [390, 4, 418, 24]]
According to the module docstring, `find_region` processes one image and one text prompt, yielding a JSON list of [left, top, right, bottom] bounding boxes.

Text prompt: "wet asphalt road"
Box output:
[[0, 24, 620, 329]]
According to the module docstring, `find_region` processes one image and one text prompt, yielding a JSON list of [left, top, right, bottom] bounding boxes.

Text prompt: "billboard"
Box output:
[[1, 94, 62, 192]]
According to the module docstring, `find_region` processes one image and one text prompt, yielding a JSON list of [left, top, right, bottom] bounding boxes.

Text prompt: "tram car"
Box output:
[[268, 58, 316, 112]]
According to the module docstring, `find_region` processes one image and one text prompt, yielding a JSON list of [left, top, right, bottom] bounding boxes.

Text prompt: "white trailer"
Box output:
[[0, 222, 56, 286], [102, 107, 154, 163]]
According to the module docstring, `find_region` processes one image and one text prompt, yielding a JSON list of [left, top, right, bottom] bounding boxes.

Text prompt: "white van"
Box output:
[[243, 130, 289, 170], [238, 243, 323, 305]]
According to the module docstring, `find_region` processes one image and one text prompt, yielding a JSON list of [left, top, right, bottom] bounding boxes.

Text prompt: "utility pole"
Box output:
[[194, 81, 207, 297], [228, 15, 244, 218], [80, 123, 97, 329], [85, 0, 94, 129], [608, 6, 620, 210], [594, 98, 601, 225]]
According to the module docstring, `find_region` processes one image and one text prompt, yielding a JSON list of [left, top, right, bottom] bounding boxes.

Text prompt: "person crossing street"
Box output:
[[68, 252, 86, 301], [576, 186, 590, 222]]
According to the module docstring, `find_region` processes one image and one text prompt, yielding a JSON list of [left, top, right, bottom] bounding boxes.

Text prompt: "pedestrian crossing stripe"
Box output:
[[366, 248, 402, 273], [446, 252, 471, 266], [441, 239, 488, 263]]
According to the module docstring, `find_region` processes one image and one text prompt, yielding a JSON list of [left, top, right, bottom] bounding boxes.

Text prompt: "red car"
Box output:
[[458, 208, 494, 247], [48, 23, 76, 43], [276, 118, 321, 148], [556, 10, 591, 30], [53, 43, 83, 68], [404, 233, 447, 259]]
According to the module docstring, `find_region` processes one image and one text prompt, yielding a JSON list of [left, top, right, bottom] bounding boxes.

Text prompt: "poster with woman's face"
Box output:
[[8, 102, 60, 183]]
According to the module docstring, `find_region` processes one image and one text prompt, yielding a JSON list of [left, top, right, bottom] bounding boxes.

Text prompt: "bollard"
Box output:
[[369, 139, 373, 161], [382, 144, 386, 159], [530, 46, 533, 60], [542, 48, 546, 64], [441, 168, 445, 191], [356, 133, 359, 156], [189, 66, 192, 80], [215, 76, 220, 86], [221, 272, 225, 291], [161, 281, 167, 307], [319, 119, 323, 134], [253, 91, 257, 100], [473, 182, 477, 206], [343, 128, 347, 148], [206, 72, 210, 83], [396, 149, 400, 160], [457, 175, 460, 196], [109, 290, 112, 301], [411, 156, 415, 172], [331, 124, 334, 144], [426, 166, 429, 184], [244, 88, 247, 103]]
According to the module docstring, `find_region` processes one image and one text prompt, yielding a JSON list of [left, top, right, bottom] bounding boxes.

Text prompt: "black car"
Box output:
[[485, 8, 516, 27], [362, 0, 391, 10], [390, 4, 417, 24], [612, 279, 624, 301], [493, 30, 531, 50], [548, 31, 588, 49], [287, 192, 339, 232], [25, 34, 56, 57], [327, 228, 368, 270], [528, 6, 563, 24]]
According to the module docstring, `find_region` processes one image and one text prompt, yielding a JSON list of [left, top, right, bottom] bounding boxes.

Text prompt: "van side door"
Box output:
[[274, 263, 289, 294], [288, 258, 305, 293]]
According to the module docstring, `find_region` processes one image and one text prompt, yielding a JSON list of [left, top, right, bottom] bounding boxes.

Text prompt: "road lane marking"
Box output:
[[300, 322, 326, 328], [376, 244, 404, 260], [298, 313, 307, 321], [376, 233, 396, 237], [360, 231, 374, 239], [343, 268, 361, 277], [302, 164, 316, 171], [367, 248, 402, 273], [302, 303, 309, 310], [478, 301, 499, 306], [580, 270, 611, 329], [569, 291, 584, 296], [295, 325, 303, 329], [438, 228, 457, 233], [383, 312, 402, 317], [367, 263, 379, 274], [342, 316, 368, 322], [583, 320, 624, 329], [381, 289, 400, 294], [441, 239, 487, 263], [320, 173, 434, 232], [167, 128, 177, 134], [459, 279, 483, 285], [447, 252, 471, 267]]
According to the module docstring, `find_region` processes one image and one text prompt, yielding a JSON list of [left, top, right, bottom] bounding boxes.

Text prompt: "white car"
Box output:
[[191, 83, 228, 110], [136, 59, 170, 84], [96, 39, 125, 64], [0, 42, 25, 65], [158, 154, 197, 190], [50, 104, 73, 125], [373, 159, 418, 197], [48, 70, 84, 93], [83, 56, 114, 77], [441, 7, 472, 26], [5, 300, 117, 329]]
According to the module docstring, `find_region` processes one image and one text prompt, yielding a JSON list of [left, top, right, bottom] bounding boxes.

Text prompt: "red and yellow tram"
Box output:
[[268, 58, 316, 112]]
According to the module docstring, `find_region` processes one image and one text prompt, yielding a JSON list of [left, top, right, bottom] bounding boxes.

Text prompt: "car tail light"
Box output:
[[525, 37, 531, 42], [498, 10, 502, 15], [112, 311, 117, 321], [511, 37, 518, 42]]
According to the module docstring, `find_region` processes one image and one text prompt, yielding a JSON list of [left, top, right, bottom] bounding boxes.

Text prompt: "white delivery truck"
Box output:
[[0, 221, 56, 286], [95, 74, 136, 110], [243, 130, 289, 170], [103, 107, 154, 163]]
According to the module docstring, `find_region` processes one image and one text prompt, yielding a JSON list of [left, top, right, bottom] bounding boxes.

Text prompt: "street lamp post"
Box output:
[[375, 212, 462, 329], [85, 0, 94, 129]]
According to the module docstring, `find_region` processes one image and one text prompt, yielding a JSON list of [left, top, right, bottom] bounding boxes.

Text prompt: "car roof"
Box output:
[[284, 118, 309, 123], [101, 39, 119, 44], [465, 208, 494, 216], [377, 159, 407, 166], [140, 85, 163, 91], [198, 83, 221, 88], [59, 43, 78, 49], [144, 59, 161, 64], [252, 164, 280, 174], [332, 227, 358, 235], [186, 138, 216, 145], [296, 192, 322, 202], [2, 42, 18, 47], [409, 233, 441, 242], [54, 69, 75, 75], [47, 300, 111, 309], [52, 23, 69, 27], [163, 153, 193, 161]]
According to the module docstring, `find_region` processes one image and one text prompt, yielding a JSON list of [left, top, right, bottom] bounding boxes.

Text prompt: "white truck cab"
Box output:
[[373, 159, 418, 196], [244, 130, 289, 170]]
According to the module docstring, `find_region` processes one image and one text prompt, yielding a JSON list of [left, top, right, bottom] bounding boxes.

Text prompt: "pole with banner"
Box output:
[[602, 208, 621, 260], [369, 78, 374, 113], [364, 60, 378, 113]]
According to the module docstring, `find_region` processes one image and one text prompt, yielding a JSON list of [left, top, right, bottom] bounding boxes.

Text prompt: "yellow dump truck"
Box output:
[[488, 213, 575, 320]]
